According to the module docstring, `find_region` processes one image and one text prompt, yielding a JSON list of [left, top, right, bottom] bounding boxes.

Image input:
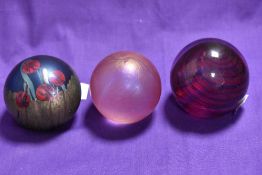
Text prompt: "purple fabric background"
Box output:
[[0, 0, 261, 174]]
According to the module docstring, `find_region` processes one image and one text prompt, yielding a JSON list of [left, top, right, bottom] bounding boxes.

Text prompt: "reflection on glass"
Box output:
[[124, 60, 138, 74], [210, 72, 216, 78], [210, 50, 220, 58], [42, 68, 57, 84]]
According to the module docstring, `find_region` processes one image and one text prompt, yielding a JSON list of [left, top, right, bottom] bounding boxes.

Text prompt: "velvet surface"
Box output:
[[0, 0, 261, 174]]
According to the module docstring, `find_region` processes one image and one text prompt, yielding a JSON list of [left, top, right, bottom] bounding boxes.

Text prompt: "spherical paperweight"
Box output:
[[90, 51, 161, 124], [170, 38, 249, 118], [4, 55, 81, 129]]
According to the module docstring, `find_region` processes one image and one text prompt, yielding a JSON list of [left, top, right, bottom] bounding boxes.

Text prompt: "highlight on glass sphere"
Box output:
[[4, 55, 81, 130], [170, 38, 249, 118], [90, 51, 161, 124]]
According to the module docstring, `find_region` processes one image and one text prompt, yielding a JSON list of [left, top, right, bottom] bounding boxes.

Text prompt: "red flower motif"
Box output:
[[16, 92, 30, 108], [22, 59, 41, 74], [49, 70, 65, 86], [36, 84, 56, 101]]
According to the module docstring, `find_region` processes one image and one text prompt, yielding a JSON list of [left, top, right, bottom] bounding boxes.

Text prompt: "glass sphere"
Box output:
[[170, 38, 249, 118], [4, 55, 81, 129], [90, 51, 161, 124]]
